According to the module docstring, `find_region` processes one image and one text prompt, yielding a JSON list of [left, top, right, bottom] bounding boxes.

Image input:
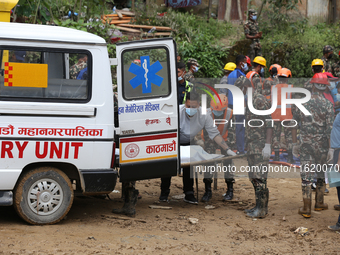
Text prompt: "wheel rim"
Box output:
[[27, 178, 63, 216]]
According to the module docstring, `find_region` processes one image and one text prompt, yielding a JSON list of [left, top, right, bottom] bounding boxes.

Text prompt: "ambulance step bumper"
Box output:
[[0, 191, 13, 206], [80, 169, 118, 194]]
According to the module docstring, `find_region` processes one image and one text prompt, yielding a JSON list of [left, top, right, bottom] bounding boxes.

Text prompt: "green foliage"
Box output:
[[134, 8, 233, 78]]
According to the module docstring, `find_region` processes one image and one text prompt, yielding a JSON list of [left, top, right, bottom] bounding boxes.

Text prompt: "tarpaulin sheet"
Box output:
[[167, 0, 201, 8]]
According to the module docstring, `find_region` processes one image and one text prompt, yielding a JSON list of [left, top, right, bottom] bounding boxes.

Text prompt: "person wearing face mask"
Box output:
[[244, 9, 263, 62], [183, 58, 200, 83], [246, 56, 266, 95], [262, 64, 281, 101], [234, 76, 273, 218], [227, 55, 248, 155], [271, 68, 295, 163], [200, 94, 235, 202], [218, 62, 236, 96], [159, 92, 237, 204], [321, 45, 334, 73], [177, 62, 193, 105], [304, 59, 324, 93]]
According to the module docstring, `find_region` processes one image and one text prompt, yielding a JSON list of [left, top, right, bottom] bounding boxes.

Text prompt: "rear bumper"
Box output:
[[0, 191, 13, 206], [79, 169, 118, 194]]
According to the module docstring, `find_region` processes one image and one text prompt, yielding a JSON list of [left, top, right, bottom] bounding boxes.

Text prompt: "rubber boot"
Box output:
[[315, 180, 328, 211], [201, 182, 212, 202], [273, 150, 280, 161], [287, 150, 295, 164], [298, 185, 312, 218], [112, 187, 138, 217], [246, 187, 268, 218], [328, 215, 340, 231], [244, 184, 256, 213], [223, 181, 234, 201]]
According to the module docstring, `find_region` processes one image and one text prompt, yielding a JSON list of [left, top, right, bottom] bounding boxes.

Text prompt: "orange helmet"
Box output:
[[210, 94, 228, 111], [278, 68, 292, 78], [269, 64, 282, 72]]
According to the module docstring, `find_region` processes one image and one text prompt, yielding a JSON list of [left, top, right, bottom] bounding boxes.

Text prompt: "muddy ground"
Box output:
[[0, 158, 339, 254]]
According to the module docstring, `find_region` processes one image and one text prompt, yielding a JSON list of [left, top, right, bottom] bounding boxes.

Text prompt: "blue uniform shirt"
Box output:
[[331, 113, 340, 149], [226, 68, 245, 108]]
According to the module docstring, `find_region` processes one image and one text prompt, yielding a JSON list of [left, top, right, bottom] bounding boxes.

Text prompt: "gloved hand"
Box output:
[[327, 148, 334, 164], [262, 143, 271, 160], [292, 143, 300, 158]]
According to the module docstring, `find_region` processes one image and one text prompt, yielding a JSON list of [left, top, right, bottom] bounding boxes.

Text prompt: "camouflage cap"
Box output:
[[323, 45, 334, 54], [187, 58, 200, 67], [234, 75, 251, 89], [248, 9, 257, 15]]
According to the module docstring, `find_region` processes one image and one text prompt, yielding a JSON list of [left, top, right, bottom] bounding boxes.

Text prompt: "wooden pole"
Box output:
[[181, 154, 246, 168], [208, 0, 212, 20]]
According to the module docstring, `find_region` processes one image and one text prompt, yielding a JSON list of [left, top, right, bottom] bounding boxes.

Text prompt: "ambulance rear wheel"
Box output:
[[14, 167, 74, 225]]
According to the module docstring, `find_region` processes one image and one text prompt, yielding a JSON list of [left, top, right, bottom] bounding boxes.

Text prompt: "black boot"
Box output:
[[273, 150, 280, 161], [112, 187, 138, 217], [223, 182, 234, 201], [201, 182, 212, 202], [287, 150, 295, 164], [244, 184, 256, 213], [246, 187, 269, 218]]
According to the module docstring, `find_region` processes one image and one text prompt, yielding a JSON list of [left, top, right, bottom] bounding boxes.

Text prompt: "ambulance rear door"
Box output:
[[116, 38, 179, 182]]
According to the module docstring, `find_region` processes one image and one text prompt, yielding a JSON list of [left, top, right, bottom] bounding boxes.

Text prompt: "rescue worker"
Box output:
[[177, 62, 193, 105], [304, 59, 324, 92], [321, 45, 334, 73], [246, 56, 266, 94], [183, 58, 200, 83], [331, 50, 340, 78], [201, 94, 235, 202], [271, 68, 294, 163], [70, 54, 87, 79], [262, 64, 281, 100], [227, 55, 248, 155], [159, 92, 237, 204], [235, 76, 273, 218], [219, 62, 236, 95], [244, 9, 262, 61], [292, 72, 334, 218]]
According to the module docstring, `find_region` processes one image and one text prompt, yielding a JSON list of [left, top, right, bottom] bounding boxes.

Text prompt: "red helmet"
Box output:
[[310, 72, 329, 85], [245, 56, 251, 67], [210, 94, 228, 111]]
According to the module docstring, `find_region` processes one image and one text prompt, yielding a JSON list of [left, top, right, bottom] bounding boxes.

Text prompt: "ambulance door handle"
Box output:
[[161, 104, 173, 114]]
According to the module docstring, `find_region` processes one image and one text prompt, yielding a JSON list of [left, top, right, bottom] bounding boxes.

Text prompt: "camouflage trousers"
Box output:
[[203, 139, 234, 183], [247, 154, 268, 189], [249, 41, 262, 62], [300, 142, 327, 185], [272, 121, 293, 150]]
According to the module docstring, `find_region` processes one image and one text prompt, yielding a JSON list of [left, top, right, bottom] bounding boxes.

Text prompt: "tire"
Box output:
[[13, 167, 74, 225]]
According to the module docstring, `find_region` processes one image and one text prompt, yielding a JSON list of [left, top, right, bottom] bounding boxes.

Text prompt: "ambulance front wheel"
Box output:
[[13, 167, 74, 225]]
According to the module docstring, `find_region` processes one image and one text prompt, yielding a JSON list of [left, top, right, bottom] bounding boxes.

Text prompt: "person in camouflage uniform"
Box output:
[[304, 59, 324, 92], [235, 75, 273, 218], [69, 54, 87, 79], [246, 56, 266, 94], [331, 51, 340, 78], [184, 58, 200, 83], [262, 64, 281, 100], [244, 9, 262, 62], [321, 45, 334, 73], [292, 72, 334, 218], [201, 94, 236, 202]]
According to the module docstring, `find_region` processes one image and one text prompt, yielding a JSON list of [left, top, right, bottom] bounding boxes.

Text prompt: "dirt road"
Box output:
[[0, 158, 339, 254]]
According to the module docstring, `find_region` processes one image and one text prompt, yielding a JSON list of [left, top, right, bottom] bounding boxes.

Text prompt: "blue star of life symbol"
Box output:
[[128, 56, 164, 94]]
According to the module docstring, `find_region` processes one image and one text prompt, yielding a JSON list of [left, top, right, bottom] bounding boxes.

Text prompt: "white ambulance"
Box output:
[[0, 22, 179, 224]]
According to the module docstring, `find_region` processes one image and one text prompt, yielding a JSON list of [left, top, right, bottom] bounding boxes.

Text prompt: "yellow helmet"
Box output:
[[311, 59, 324, 67], [253, 56, 267, 67], [223, 62, 236, 71]]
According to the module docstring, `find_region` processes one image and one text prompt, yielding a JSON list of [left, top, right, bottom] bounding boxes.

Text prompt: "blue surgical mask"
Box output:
[[329, 82, 336, 90], [336, 94, 340, 101], [242, 63, 249, 72], [178, 76, 183, 81], [252, 15, 257, 20], [186, 108, 197, 116], [260, 67, 264, 74], [213, 110, 224, 116], [194, 66, 199, 73]]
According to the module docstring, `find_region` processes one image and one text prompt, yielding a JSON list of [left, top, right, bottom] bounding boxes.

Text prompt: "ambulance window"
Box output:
[[0, 48, 91, 102], [122, 47, 170, 100]]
